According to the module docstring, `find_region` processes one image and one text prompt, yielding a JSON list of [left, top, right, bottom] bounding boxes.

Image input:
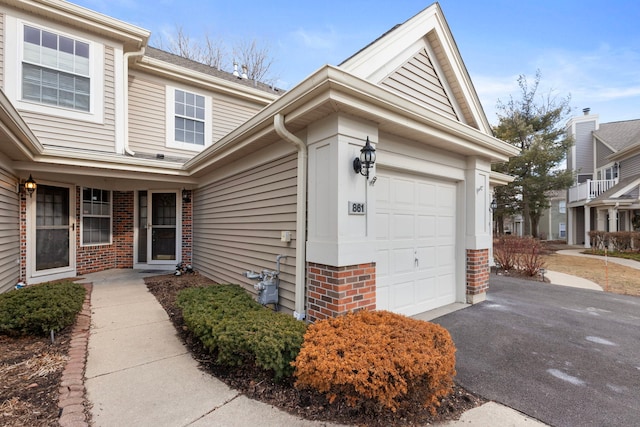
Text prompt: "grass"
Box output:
[[542, 254, 640, 296], [584, 250, 640, 262]]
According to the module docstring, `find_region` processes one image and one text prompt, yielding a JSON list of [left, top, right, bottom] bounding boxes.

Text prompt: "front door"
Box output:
[[30, 184, 75, 283], [138, 191, 180, 265]]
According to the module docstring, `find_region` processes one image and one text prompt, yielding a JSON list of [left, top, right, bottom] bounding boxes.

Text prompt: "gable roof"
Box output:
[[144, 47, 283, 95], [593, 119, 640, 152], [339, 3, 492, 135]]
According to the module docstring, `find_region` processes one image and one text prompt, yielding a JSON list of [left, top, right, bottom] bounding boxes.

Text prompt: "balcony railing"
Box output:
[[568, 179, 618, 203]]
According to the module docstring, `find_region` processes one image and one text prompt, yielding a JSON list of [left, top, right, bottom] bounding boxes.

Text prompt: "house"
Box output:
[[538, 190, 567, 240], [567, 108, 640, 247], [0, 0, 518, 321]]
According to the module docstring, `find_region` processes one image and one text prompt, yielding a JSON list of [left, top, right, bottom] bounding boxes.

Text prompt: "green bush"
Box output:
[[177, 284, 307, 380], [292, 310, 456, 414], [0, 281, 86, 336]]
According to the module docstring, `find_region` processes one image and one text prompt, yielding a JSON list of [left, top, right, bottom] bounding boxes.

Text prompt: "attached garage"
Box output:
[[376, 169, 457, 316]]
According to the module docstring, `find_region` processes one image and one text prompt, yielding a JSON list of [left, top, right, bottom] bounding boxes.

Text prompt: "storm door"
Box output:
[[147, 191, 179, 264], [34, 184, 74, 274]]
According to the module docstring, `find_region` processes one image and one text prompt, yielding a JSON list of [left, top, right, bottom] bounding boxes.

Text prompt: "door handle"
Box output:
[[414, 249, 419, 267], [71, 223, 75, 231]]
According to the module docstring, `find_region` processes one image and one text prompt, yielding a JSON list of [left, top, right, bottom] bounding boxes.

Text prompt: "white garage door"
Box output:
[[376, 170, 457, 316]]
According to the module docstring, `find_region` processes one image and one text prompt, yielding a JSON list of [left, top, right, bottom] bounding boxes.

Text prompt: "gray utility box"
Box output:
[[254, 278, 278, 305]]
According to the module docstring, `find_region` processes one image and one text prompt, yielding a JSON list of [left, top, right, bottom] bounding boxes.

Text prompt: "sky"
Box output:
[[69, 0, 640, 125]]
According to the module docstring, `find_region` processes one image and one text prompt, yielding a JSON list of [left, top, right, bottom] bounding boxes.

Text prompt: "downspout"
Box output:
[[123, 47, 146, 156], [274, 113, 307, 319]]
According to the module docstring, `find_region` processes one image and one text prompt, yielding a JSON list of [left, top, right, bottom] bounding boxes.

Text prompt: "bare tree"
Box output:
[[153, 25, 276, 83]]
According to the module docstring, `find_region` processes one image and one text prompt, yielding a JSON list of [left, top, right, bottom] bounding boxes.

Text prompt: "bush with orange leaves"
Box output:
[[292, 310, 456, 414]]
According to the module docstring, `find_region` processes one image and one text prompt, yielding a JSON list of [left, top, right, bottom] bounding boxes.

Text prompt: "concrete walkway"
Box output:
[[556, 248, 640, 270], [80, 269, 545, 426]]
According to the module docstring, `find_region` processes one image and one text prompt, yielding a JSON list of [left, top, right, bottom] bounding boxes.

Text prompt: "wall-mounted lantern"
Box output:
[[490, 199, 498, 212], [24, 175, 37, 198], [352, 137, 376, 180], [182, 189, 191, 203]]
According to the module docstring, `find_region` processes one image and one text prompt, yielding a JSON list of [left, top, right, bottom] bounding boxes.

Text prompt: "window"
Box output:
[[22, 25, 90, 111], [82, 188, 111, 245], [559, 200, 566, 214], [559, 223, 566, 239], [166, 87, 211, 150]]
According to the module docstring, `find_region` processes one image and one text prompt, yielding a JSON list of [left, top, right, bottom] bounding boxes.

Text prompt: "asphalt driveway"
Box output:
[[433, 275, 640, 427]]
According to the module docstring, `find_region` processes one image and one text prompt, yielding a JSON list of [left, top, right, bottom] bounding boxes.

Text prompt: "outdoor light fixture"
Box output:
[[353, 137, 376, 179], [182, 189, 191, 203], [24, 175, 37, 198], [490, 199, 498, 212]]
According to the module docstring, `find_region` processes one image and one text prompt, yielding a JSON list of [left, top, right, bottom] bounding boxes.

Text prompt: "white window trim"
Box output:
[[559, 200, 566, 214], [4, 16, 104, 124], [165, 85, 212, 151], [80, 188, 113, 247]]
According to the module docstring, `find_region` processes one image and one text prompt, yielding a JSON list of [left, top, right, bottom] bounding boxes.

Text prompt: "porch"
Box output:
[[568, 178, 618, 203]]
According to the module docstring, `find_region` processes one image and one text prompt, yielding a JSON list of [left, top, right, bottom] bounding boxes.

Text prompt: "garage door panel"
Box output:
[[417, 183, 437, 208], [417, 215, 436, 238], [438, 184, 456, 209], [392, 213, 415, 239], [392, 248, 415, 274], [376, 170, 457, 317], [437, 216, 455, 238], [376, 213, 390, 240], [391, 280, 415, 311], [393, 179, 415, 206]]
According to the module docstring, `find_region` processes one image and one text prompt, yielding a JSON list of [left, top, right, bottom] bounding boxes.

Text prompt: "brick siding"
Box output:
[[306, 262, 376, 322], [466, 248, 490, 297]]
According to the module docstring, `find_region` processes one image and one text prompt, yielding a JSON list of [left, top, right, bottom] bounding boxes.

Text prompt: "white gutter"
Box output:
[[123, 47, 146, 156], [274, 113, 307, 319]]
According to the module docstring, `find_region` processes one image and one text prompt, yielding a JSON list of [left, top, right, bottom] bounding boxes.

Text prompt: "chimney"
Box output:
[[241, 65, 248, 80], [583, 107, 591, 115], [232, 62, 240, 78]]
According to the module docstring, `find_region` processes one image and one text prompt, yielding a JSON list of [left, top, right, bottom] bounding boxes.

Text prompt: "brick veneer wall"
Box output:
[[307, 262, 376, 322], [19, 194, 26, 283], [76, 190, 134, 274], [466, 248, 490, 300], [181, 190, 192, 265]]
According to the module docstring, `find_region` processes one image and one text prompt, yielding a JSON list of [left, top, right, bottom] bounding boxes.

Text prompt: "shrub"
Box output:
[[493, 235, 545, 276], [292, 310, 456, 414], [177, 284, 307, 380], [0, 281, 85, 336]]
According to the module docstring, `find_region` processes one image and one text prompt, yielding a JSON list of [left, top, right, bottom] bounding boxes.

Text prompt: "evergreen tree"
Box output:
[[493, 71, 574, 237]]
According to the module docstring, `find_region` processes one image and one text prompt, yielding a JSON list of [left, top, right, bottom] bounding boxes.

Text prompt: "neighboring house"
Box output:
[[0, 0, 518, 321], [538, 190, 567, 240], [567, 108, 640, 247]]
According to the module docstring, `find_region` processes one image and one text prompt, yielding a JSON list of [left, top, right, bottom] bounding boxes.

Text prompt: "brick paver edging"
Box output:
[[58, 283, 92, 427]]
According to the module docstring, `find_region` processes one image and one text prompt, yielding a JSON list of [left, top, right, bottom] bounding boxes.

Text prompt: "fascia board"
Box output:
[[490, 171, 516, 187], [0, 91, 43, 160], [186, 65, 519, 177], [340, 3, 492, 135], [5, 0, 150, 49], [33, 147, 190, 175], [608, 142, 640, 161], [136, 57, 280, 105]]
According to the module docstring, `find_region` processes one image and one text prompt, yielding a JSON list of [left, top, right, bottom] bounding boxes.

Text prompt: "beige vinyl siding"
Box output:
[[128, 73, 166, 154], [128, 72, 265, 157], [211, 94, 265, 142], [193, 153, 298, 313], [381, 48, 457, 120], [0, 168, 19, 293], [20, 46, 117, 152]]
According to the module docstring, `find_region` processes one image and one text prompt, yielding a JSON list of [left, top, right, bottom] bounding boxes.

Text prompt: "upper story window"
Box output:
[[597, 163, 620, 181], [558, 200, 566, 214], [82, 188, 111, 245], [166, 87, 212, 151], [22, 25, 90, 111], [3, 17, 104, 123]]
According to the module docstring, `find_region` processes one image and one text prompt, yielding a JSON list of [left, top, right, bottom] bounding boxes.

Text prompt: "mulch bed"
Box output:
[[0, 330, 71, 427], [145, 273, 485, 427]]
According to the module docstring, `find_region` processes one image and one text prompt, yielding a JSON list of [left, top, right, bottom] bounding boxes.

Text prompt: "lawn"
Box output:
[[542, 254, 640, 296]]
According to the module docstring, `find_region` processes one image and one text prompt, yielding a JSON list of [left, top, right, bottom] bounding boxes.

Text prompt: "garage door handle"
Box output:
[[414, 250, 419, 267]]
